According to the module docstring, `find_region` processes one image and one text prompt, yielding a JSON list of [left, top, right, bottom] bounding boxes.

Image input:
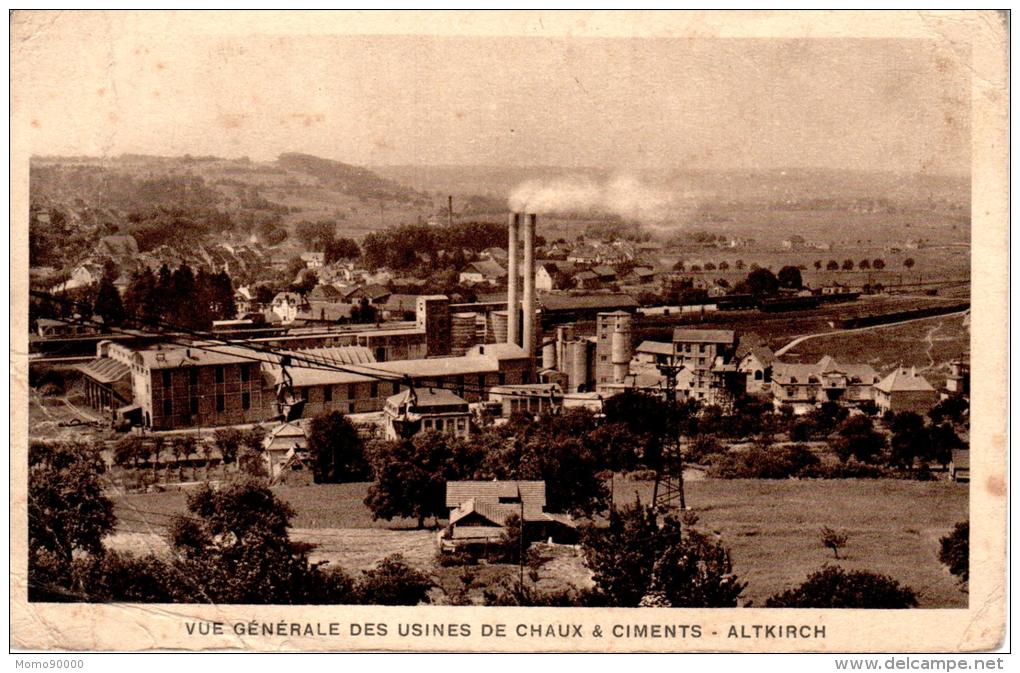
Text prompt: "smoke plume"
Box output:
[[507, 174, 696, 225]]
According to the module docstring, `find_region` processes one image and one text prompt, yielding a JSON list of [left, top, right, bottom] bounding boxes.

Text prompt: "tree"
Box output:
[[306, 412, 369, 483], [832, 415, 886, 463], [929, 396, 969, 427], [166, 478, 355, 604], [93, 275, 125, 326], [813, 260, 823, 270], [820, 527, 849, 559], [718, 261, 730, 271], [903, 257, 915, 269], [809, 400, 849, 437], [826, 260, 839, 271], [324, 237, 361, 264], [736, 268, 779, 297], [735, 259, 746, 270], [927, 422, 964, 467], [354, 555, 433, 605], [887, 411, 929, 469], [29, 441, 116, 565], [842, 259, 854, 271], [777, 265, 803, 290], [703, 262, 716, 271], [873, 258, 886, 270], [213, 427, 244, 466], [765, 566, 918, 608], [938, 521, 969, 584], [365, 431, 482, 528], [581, 503, 744, 607], [859, 259, 871, 270]]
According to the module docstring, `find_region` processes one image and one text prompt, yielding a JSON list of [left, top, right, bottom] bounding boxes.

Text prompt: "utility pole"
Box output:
[[654, 352, 687, 511]]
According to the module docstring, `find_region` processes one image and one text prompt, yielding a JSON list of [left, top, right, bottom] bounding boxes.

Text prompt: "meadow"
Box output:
[[111, 476, 969, 608]]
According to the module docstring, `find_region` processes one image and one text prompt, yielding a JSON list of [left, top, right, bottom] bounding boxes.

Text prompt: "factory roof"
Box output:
[[385, 387, 469, 412], [636, 340, 673, 356], [672, 328, 737, 344], [268, 343, 527, 388], [538, 293, 639, 312], [135, 345, 261, 370]]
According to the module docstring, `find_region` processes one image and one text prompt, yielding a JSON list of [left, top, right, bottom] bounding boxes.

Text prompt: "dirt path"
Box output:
[[775, 309, 969, 357]]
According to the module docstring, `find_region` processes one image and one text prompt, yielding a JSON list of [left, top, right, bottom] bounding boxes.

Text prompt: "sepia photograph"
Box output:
[[10, 10, 1008, 654]]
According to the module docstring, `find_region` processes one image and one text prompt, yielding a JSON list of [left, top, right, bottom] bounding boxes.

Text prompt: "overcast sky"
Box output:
[[14, 16, 971, 174]]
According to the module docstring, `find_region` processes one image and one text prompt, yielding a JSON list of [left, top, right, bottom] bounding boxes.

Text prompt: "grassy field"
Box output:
[[781, 312, 970, 382], [111, 476, 968, 608]]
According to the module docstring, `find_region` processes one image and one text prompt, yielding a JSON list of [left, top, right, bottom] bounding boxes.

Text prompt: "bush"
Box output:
[[355, 555, 433, 605], [709, 444, 819, 479], [797, 460, 891, 479], [687, 435, 726, 464], [437, 549, 477, 568], [939, 521, 968, 584], [765, 566, 918, 608]]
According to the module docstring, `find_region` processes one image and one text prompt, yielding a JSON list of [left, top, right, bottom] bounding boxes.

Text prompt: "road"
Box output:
[[774, 309, 970, 357]]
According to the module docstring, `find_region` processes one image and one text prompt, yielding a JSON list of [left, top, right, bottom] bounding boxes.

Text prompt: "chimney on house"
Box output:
[[507, 213, 520, 345]]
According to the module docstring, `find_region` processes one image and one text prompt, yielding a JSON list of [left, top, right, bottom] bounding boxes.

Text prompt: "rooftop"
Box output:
[[875, 367, 936, 393], [672, 329, 737, 344]]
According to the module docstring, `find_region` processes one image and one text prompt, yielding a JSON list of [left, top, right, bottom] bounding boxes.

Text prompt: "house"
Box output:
[[591, 265, 617, 283], [781, 235, 806, 250], [770, 356, 880, 414], [234, 286, 255, 315], [301, 252, 326, 269], [95, 234, 139, 258], [627, 266, 656, 284], [297, 301, 353, 324], [261, 421, 312, 480], [635, 340, 673, 366], [874, 366, 938, 414], [55, 262, 104, 292], [944, 360, 970, 397], [441, 480, 576, 550], [382, 387, 472, 439], [459, 259, 506, 285], [671, 329, 742, 404], [573, 270, 601, 289], [307, 283, 343, 302], [36, 317, 99, 339], [480, 247, 508, 263], [736, 337, 776, 394], [270, 292, 310, 324], [487, 383, 563, 418], [344, 283, 392, 305], [949, 449, 970, 483], [536, 263, 563, 292]]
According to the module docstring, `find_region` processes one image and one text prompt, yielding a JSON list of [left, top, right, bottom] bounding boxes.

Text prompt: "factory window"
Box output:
[[477, 375, 486, 389], [215, 366, 224, 384], [348, 402, 355, 414], [300, 388, 309, 401], [754, 370, 763, 381], [162, 398, 172, 417], [241, 365, 250, 382], [241, 392, 250, 410], [391, 382, 399, 396], [498, 373, 505, 385], [375, 347, 386, 362], [189, 396, 198, 415], [347, 383, 356, 400], [600, 355, 608, 362], [216, 394, 225, 412], [370, 382, 379, 398], [324, 386, 333, 402], [189, 368, 198, 386], [162, 371, 172, 388], [523, 371, 530, 384]]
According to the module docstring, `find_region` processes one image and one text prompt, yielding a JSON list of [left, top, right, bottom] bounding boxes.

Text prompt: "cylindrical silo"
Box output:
[[542, 342, 557, 370], [451, 312, 478, 356], [611, 321, 632, 383], [490, 310, 508, 344], [570, 340, 589, 393]]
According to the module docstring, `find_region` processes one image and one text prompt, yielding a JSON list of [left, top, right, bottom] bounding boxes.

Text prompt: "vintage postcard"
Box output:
[[10, 10, 1008, 653]]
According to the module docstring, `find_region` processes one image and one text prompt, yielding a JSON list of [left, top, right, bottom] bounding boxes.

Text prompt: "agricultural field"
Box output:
[[780, 311, 970, 383], [109, 476, 968, 608]]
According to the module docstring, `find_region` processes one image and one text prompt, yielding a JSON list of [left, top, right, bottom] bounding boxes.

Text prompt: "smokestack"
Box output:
[[448, 195, 454, 228], [522, 213, 537, 358], [507, 213, 520, 345]]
